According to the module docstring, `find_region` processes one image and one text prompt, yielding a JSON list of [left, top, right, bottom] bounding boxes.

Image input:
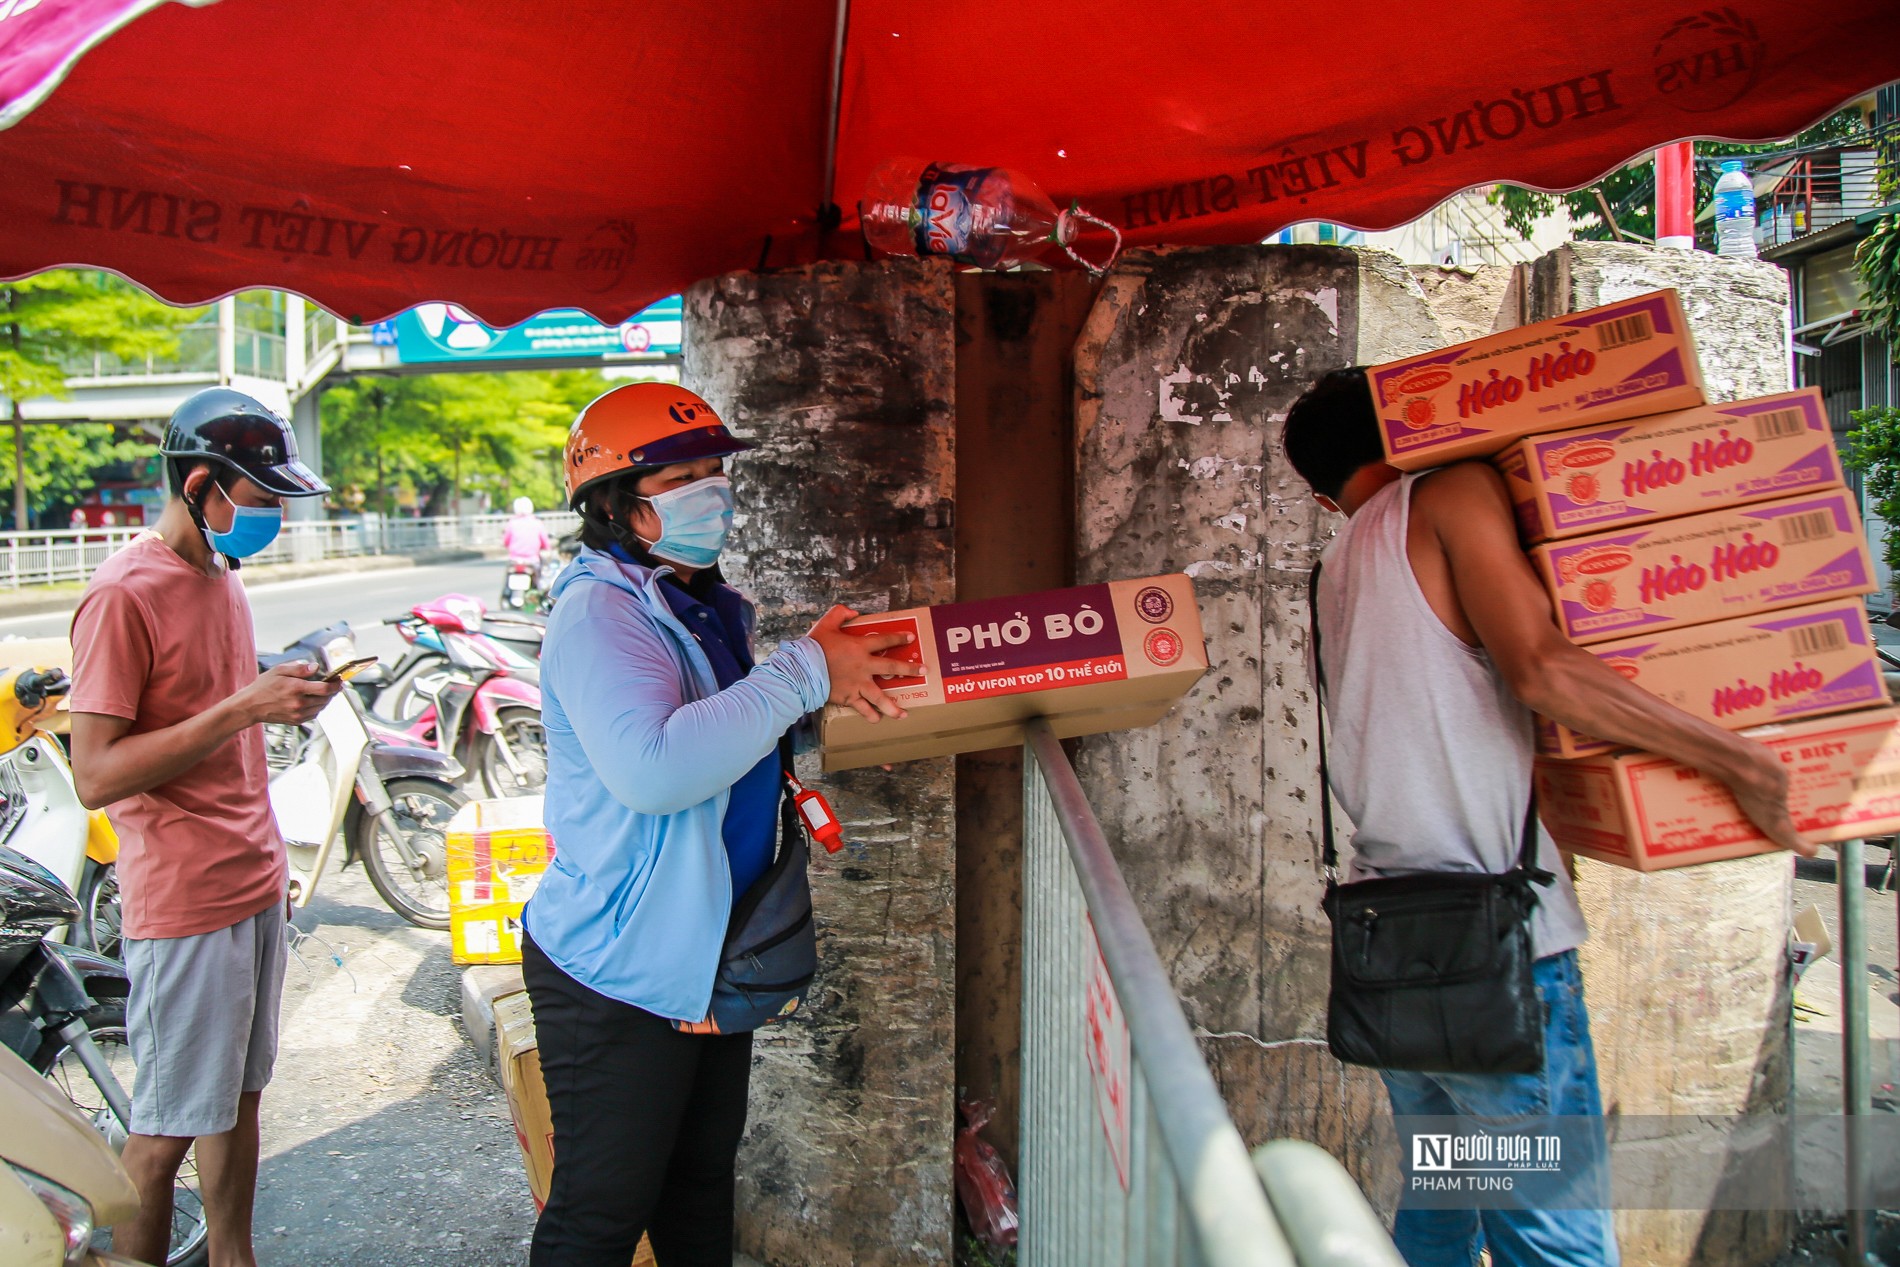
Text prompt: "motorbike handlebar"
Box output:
[[13, 667, 71, 708]]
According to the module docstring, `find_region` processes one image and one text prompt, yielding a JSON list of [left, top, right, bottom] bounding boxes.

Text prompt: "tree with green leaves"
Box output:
[[1, 271, 197, 529], [1843, 405, 1900, 598], [1489, 108, 1872, 245], [320, 370, 609, 517], [1858, 212, 1900, 364]]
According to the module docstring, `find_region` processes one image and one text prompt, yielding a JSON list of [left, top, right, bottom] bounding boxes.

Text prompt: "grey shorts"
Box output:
[[125, 899, 286, 1137]]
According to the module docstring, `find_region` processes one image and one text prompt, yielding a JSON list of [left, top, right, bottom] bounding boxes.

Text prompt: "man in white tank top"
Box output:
[[1283, 367, 1809, 1267]]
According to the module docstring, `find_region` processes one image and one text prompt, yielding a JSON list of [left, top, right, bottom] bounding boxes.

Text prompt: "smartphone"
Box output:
[[323, 656, 379, 683]]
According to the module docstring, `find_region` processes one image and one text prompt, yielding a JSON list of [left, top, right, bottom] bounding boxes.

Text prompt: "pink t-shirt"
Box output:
[[503, 515, 550, 563], [69, 534, 284, 940]]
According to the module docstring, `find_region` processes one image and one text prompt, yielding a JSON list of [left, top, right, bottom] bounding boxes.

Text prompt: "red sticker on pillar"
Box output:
[[933, 585, 1127, 701]]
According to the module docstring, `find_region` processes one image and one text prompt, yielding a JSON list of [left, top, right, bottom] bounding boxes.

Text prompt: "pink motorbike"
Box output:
[[356, 594, 546, 799]]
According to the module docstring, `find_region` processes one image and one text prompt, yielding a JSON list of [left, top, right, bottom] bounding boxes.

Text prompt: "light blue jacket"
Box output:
[[520, 548, 831, 1020]]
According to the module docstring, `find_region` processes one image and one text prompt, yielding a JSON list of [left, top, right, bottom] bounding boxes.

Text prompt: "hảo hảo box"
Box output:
[[446, 795, 552, 966], [1535, 600, 1888, 758], [1534, 707, 1900, 871], [1530, 490, 1874, 646], [819, 574, 1207, 772], [1368, 288, 1706, 471], [1495, 388, 1840, 543]]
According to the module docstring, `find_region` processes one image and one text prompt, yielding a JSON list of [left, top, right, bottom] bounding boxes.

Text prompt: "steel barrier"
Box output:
[[1020, 719, 1397, 1266], [0, 512, 580, 588]]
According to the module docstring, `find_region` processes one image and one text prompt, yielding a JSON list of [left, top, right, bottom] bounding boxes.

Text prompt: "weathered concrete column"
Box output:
[[951, 272, 1099, 1169], [1531, 241, 1797, 1267], [684, 258, 957, 1266], [1069, 245, 1444, 1201], [287, 390, 324, 532]]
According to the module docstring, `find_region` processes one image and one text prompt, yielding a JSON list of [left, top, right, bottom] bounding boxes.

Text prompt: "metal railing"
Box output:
[[1020, 720, 1399, 1266], [0, 512, 579, 588], [58, 321, 221, 380]]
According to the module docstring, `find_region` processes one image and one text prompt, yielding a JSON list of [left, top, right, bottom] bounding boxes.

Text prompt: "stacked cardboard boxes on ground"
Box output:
[[1368, 289, 1900, 871], [446, 796, 553, 965], [493, 988, 658, 1265]]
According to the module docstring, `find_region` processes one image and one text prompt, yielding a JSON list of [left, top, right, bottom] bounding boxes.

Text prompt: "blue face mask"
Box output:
[[203, 483, 283, 559], [639, 475, 734, 569]]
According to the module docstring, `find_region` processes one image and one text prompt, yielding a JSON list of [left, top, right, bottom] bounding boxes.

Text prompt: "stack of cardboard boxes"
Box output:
[[1367, 289, 1900, 871], [446, 795, 553, 966]]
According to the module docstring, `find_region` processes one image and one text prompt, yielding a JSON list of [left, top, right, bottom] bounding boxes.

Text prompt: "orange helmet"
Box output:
[[563, 383, 754, 509]]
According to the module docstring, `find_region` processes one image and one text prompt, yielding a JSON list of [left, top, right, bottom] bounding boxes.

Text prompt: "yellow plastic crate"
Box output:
[[445, 796, 552, 965]]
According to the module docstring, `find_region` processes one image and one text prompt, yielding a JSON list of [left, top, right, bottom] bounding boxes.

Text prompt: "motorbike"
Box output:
[[0, 666, 124, 956], [0, 1043, 144, 1267], [353, 601, 546, 799], [533, 546, 566, 615], [370, 593, 538, 714], [0, 846, 207, 1265], [264, 626, 470, 930], [499, 556, 539, 611]]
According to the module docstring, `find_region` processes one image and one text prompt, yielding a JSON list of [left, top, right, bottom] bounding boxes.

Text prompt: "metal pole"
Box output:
[[816, 0, 852, 238], [1838, 837, 1870, 1264], [1654, 141, 1696, 249], [1024, 721, 1294, 1267], [11, 414, 25, 533]]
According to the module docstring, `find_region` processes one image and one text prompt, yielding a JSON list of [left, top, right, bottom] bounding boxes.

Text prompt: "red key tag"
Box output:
[[786, 772, 845, 853]]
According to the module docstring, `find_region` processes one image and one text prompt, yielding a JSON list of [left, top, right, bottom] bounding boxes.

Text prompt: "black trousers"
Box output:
[[522, 931, 753, 1267]]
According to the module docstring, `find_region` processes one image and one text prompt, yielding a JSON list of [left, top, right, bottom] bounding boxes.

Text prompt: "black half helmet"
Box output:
[[159, 388, 329, 498]]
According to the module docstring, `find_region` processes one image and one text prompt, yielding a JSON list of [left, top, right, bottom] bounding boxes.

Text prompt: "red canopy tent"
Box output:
[[1, 0, 1897, 326]]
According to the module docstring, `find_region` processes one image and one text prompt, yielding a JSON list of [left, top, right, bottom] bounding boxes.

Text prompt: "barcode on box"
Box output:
[[1594, 312, 1654, 351], [1787, 620, 1849, 657], [1753, 408, 1809, 442], [1851, 769, 1900, 793], [1777, 510, 1838, 546]]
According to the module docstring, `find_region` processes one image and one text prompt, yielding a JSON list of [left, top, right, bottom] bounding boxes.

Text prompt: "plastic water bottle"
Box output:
[[1713, 160, 1758, 260], [861, 159, 1078, 270]]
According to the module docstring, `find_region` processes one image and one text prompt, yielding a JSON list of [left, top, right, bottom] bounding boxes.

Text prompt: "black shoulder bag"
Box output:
[[1309, 564, 1552, 1075], [676, 735, 817, 1036]]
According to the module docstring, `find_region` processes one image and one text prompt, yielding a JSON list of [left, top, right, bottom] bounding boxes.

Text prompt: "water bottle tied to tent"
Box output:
[[860, 159, 1122, 276]]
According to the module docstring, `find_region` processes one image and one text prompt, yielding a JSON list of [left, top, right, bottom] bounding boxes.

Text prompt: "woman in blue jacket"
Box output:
[[521, 383, 914, 1266]]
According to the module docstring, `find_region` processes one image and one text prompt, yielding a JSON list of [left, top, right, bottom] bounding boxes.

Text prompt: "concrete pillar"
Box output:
[[285, 296, 308, 389], [1531, 241, 1796, 1267], [683, 259, 957, 1267], [1069, 244, 1444, 1202], [287, 390, 324, 531], [216, 296, 237, 383], [951, 271, 1099, 1169]]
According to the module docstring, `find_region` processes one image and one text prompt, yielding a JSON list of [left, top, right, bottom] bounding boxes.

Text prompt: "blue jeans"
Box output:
[[1379, 950, 1619, 1267]]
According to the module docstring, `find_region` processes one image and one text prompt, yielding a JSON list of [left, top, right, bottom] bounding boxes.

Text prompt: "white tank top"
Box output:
[[1313, 472, 1588, 960]]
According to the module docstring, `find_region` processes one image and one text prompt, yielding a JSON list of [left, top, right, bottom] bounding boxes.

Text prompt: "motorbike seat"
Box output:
[[256, 650, 312, 673]]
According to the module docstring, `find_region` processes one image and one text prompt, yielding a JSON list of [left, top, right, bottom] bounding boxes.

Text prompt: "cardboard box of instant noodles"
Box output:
[[818, 574, 1207, 772], [1368, 288, 1706, 471], [1533, 707, 1900, 871]]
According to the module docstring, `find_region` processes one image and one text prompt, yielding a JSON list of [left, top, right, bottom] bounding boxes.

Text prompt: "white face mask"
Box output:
[[638, 476, 735, 568]]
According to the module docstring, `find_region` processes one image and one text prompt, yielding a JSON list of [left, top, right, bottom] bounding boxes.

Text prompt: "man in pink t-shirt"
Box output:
[[69, 388, 341, 1267]]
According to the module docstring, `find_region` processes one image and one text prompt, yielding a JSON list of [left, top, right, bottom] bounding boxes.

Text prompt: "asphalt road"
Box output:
[[264, 861, 537, 1266], [0, 556, 507, 664]]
